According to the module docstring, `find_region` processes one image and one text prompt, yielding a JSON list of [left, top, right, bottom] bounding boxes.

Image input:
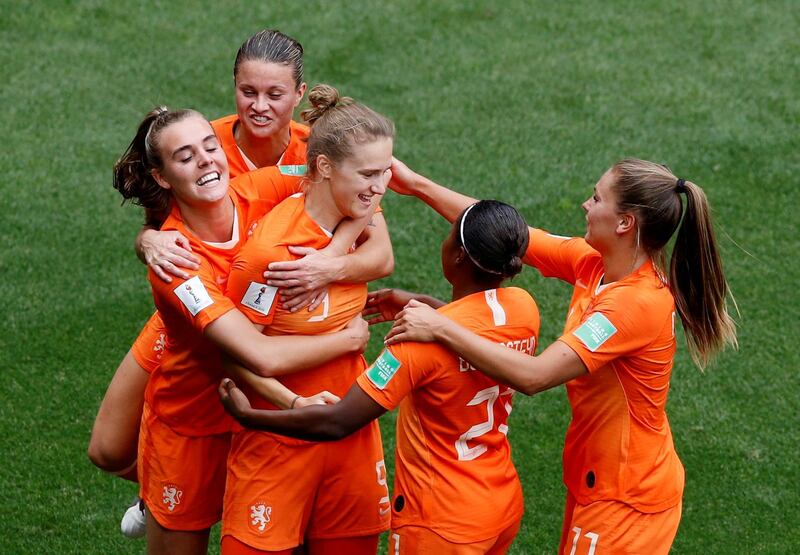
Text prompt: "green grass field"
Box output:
[[2, 1, 798, 553]]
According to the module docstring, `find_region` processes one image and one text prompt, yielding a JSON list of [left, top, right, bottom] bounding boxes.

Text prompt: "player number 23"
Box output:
[[455, 385, 513, 461]]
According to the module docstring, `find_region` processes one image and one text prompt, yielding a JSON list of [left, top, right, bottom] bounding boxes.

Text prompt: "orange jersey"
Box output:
[[146, 169, 303, 436], [356, 287, 540, 543], [227, 193, 368, 406], [211, 115, 309, 179], [524, 228, 684, 512]]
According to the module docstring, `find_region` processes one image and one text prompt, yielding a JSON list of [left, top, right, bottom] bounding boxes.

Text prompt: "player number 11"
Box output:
[[569, 527, 599, 555]]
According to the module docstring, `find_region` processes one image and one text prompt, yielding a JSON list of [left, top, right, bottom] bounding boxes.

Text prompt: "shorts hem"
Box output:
[[305, 523, 390, 540]]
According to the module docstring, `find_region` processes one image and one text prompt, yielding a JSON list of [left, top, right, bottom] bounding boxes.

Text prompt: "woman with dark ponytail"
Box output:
[[98, 106, 384, 554], [377, 158, 737, 554], [219, 200, 540, 554]]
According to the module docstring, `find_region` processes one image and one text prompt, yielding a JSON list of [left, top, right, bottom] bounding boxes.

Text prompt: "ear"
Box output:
[[616, 212, 636, 235], [454, 246, 467, 265], [294, 82, 307, 108], [316, 154, 332, 180], [151, 169, 172, 191]]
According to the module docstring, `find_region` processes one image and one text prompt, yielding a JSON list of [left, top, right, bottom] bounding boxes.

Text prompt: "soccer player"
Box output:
[[109, 106, 388, 554], [377, 159, 738, 554], [88, 29, 393, 536], [218, 85, 395, 555], [219, 200, 538, 554]]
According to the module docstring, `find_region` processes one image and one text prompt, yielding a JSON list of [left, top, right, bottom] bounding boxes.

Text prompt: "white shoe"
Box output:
[[120, 498, 146, 538]]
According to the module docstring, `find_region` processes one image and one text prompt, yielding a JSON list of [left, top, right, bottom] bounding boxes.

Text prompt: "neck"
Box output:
[[450, 276, 503, 302], [304, 180, 345, 233], [177, 196, 235, 243], [601, 245, 649, 283], [234, 121, 291, 168]]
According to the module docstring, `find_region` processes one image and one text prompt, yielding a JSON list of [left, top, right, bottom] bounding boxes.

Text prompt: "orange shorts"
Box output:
[[130, 312, 167, 374], [221, 421, 390, 551], [138, 403, 230, 531], [559, 493, 682, 555], [390, 520, 521, 555]]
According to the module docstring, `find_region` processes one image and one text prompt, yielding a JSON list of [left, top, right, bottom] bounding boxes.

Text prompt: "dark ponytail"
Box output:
[[455, 200, 529, 280], [112, 106, 200, 221]]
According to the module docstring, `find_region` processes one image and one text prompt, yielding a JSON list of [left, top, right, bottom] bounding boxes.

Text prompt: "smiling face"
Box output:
[[582, 169, 624, 251], [152, 115, 230, 208], [234, 60, 305, 140], [323, 136, 394, 220]]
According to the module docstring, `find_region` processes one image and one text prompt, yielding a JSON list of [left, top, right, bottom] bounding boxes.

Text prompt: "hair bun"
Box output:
[[503, 255, 524, 278], [301, 84, 353, 125]]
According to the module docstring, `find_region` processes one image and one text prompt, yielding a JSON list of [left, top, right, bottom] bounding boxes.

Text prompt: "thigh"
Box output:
[[87, 349, 149, 476], [220, 534, 294, 555], [307, 421, 390, 540], [139, 404, 230, 531], [306, 535, 379, 555], [222, 431, 322, 551], [146, 510, 210, 555]]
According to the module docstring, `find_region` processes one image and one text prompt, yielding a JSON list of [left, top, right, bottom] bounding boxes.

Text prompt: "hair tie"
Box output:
[[459, 204, 504, 275], [676, 178, 687, 192]]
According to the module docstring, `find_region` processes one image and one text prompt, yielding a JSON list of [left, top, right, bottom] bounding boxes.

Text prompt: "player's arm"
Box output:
[[389, 158, 477, 223], [219, 379, 386, 441], [385, 300, 587, 395], [206, 310, 368, 378], [363, 288, 446, 326], [265, 212, 394, 312], [135, 208, 201, 282], [222, 359, 340, 409]]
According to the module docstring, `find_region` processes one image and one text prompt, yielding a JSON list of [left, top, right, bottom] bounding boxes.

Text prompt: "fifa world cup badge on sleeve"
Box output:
[[366, 349, 401, 389], [573, 312, 617, 352], [174, 276, 214, 316]]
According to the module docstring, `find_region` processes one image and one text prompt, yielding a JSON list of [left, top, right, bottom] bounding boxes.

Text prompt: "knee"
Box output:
[[87, 436, 136, 474]]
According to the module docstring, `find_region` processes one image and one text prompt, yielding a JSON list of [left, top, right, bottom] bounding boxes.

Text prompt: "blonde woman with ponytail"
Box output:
[[382, 158, 736, 554]]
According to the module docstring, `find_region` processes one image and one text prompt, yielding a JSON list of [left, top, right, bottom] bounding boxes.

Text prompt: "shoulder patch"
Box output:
[[240, 281, 278, 316], [278, 164, 307, 176], [365, 349, 402, 389], [572, 312, 617, 352], [174, 276, 214, 316]]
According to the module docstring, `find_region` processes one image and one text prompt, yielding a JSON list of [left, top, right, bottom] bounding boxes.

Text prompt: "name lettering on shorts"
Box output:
[[366, 349, 402, 389], [278, 164, 307, 176], [174, 276, 213, 316], [241, 281, 278, 316], [573, 312, 617, 352]]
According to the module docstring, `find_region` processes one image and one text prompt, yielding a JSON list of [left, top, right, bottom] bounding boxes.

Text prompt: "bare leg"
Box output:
[[88, 350, 149, 481], [146, 510, 210, 555]]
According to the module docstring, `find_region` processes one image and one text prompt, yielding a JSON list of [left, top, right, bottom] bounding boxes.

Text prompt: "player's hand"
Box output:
[[294, 390, 341, 408], [264, 246, 342, 312], [387, 157, 420, 196], [363, 288, 420, 325], [343, 315, 370, 353], [384, 299, 447, 344], [218, 378, 252, 421], [139, 229, 200, 282]]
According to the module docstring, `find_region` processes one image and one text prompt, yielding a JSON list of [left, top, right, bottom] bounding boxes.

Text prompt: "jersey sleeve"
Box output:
[[523, 227, 596, 285], [130, 311, 166, 373], [355, 343, 438, 411], [559, 286, 669, 372], [232, 167, 303, 212], [148, 261, 236, 334]]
